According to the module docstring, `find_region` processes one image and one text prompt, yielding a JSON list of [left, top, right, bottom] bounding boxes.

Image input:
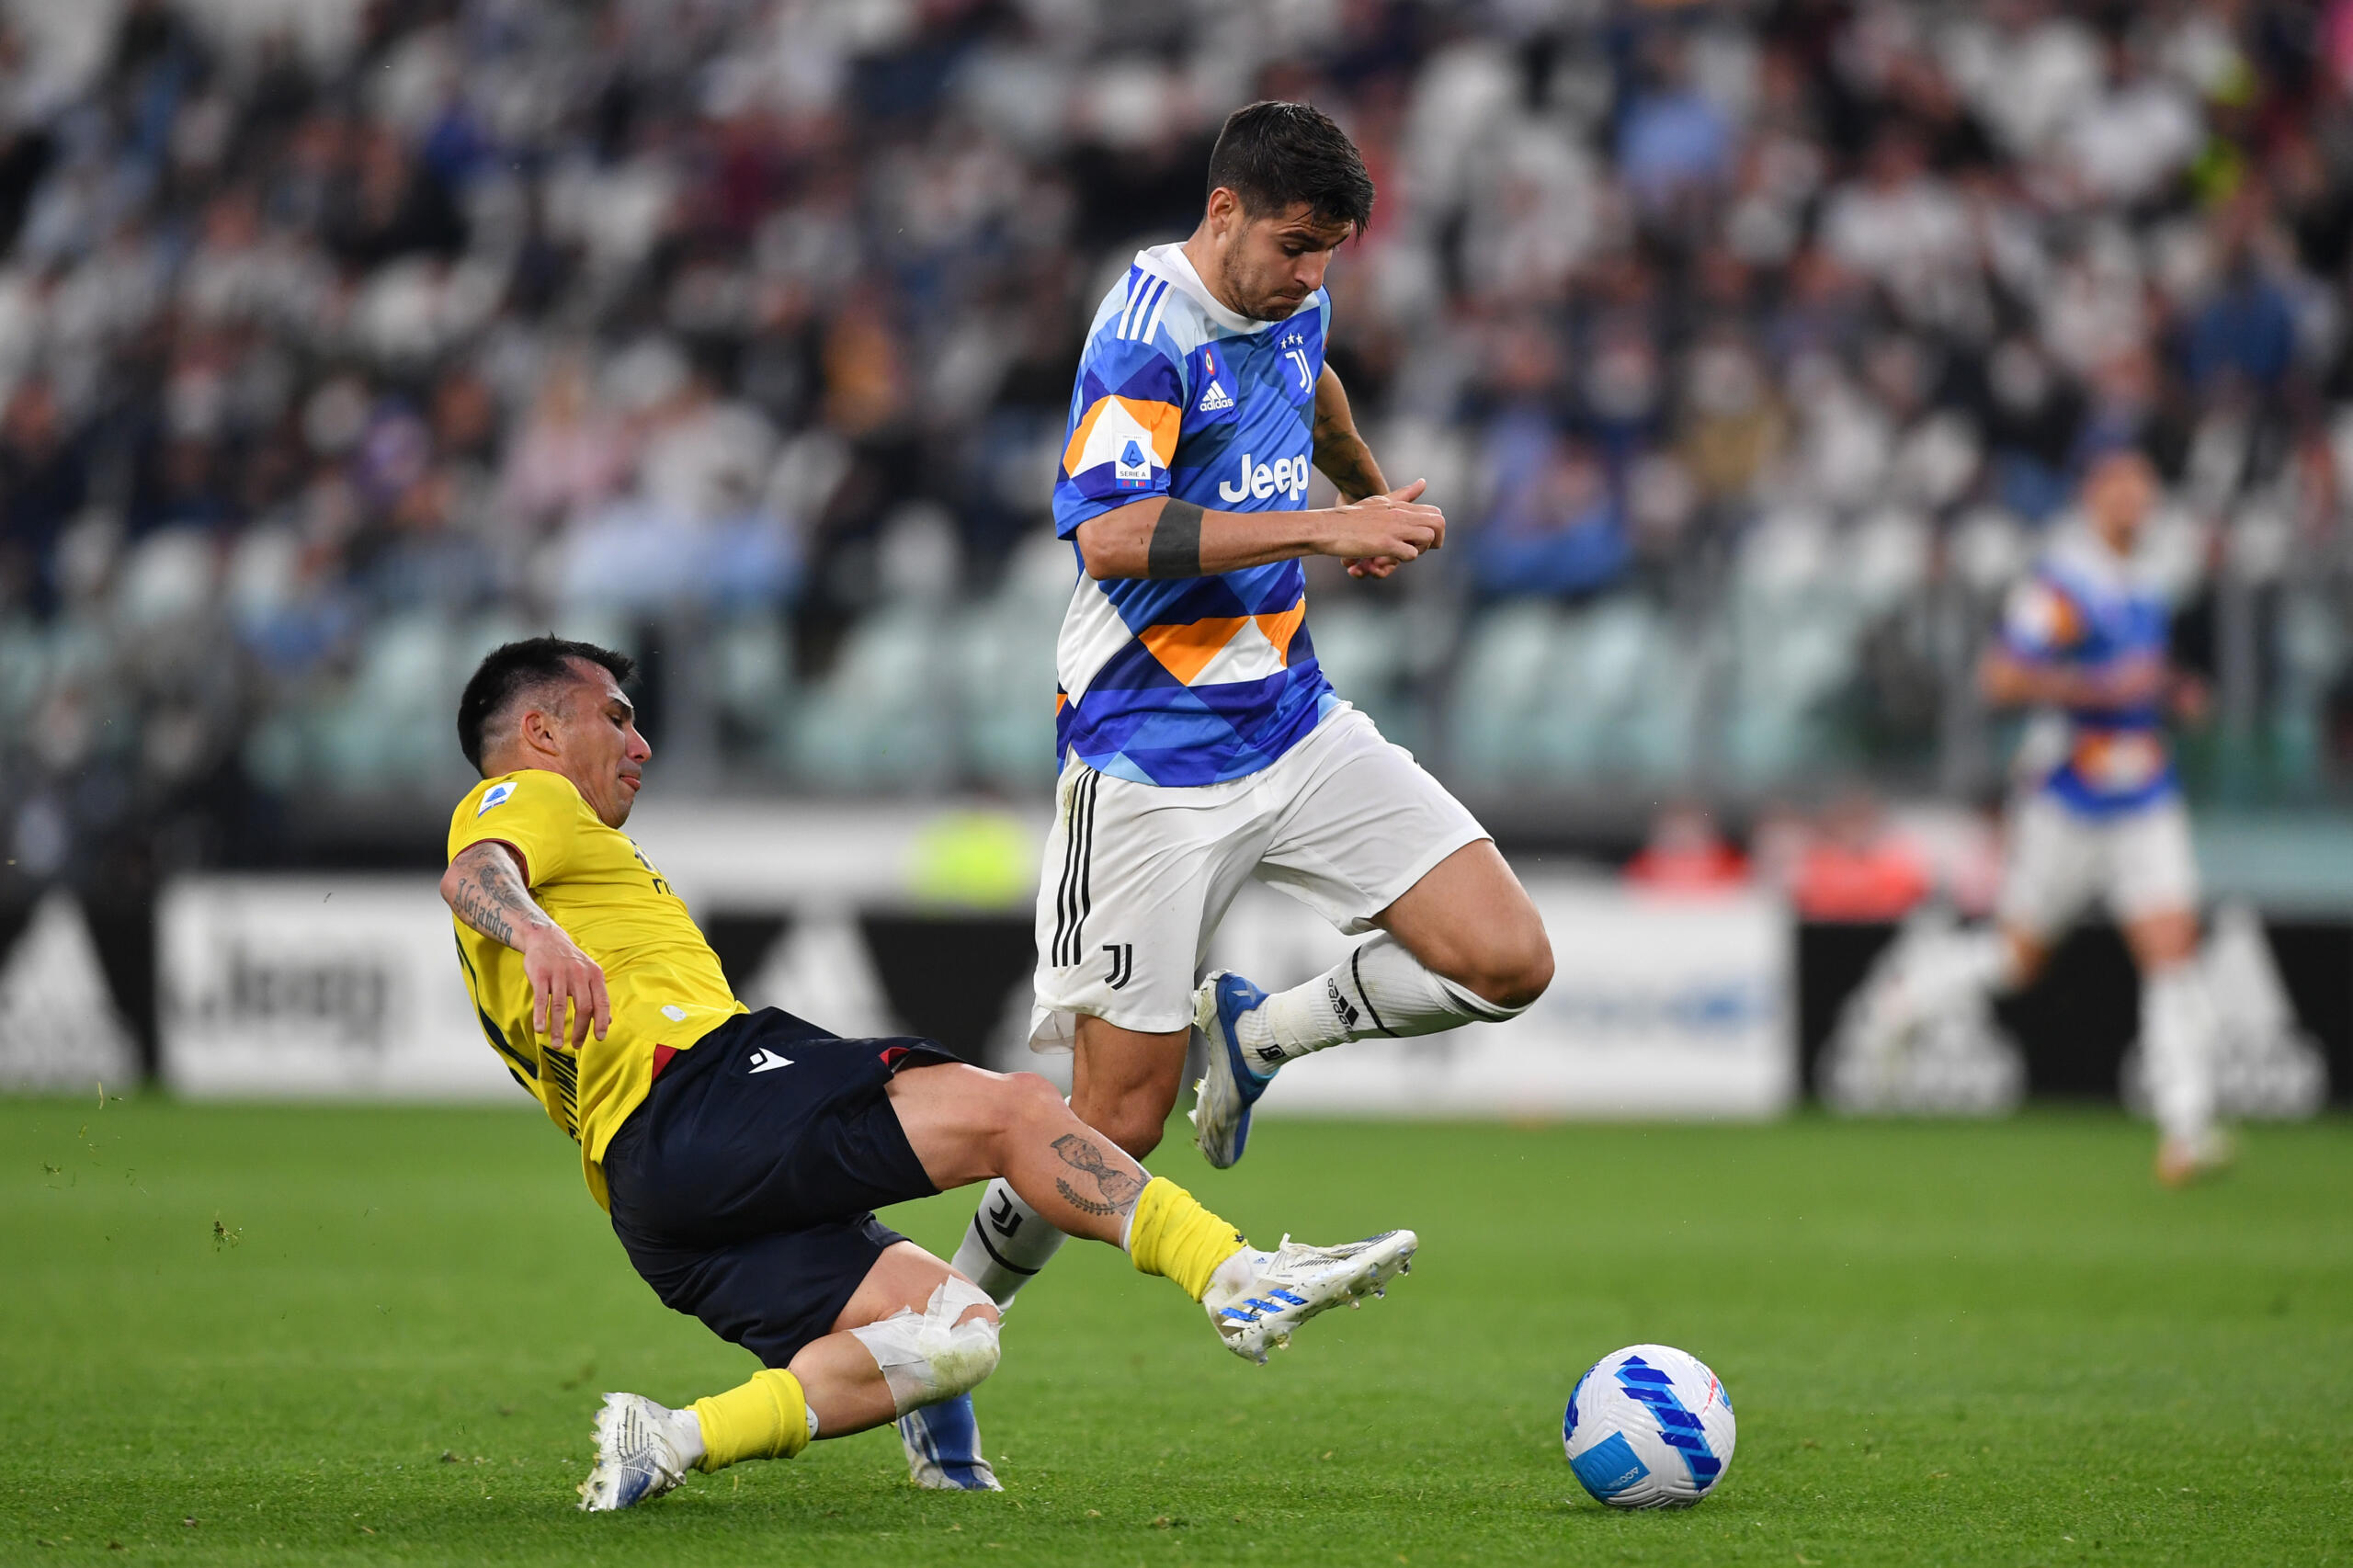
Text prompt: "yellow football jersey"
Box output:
[[447, 769, 745, 1207]]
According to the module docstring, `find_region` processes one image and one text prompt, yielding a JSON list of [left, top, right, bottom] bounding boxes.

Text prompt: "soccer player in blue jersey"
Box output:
[[896, 102, 1556, 1483], [1847, 448, 2225, 1186]]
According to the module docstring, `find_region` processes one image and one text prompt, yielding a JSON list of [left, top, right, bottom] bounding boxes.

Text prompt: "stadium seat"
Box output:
[[789, 604, 955, 791], [1308, 602, 1420, 753], [707, 610, 797, 765], [1448, 602, 1565, 786]]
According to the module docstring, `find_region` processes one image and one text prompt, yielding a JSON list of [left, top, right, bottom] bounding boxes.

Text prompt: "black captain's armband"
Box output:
[[1147, 499, 1205, 579]]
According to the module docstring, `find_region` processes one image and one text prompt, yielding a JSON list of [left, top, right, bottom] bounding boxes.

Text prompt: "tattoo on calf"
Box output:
[[1051, 1133, 1146, 1217], [1055, 1178, 1116, 1216], [1146, 499, 1204, 579]]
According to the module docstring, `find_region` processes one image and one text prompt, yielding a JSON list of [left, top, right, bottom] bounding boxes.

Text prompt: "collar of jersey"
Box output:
[[1134, 242, 1302, 338]]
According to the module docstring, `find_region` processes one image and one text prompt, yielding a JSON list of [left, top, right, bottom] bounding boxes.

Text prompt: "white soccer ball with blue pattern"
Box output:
[[1563, 1344, 1735, 1508]]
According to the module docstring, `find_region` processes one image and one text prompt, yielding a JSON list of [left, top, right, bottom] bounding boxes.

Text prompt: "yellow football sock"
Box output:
[[689, 1369, 811, 1472], [1126, 1176, 1247, 1301]]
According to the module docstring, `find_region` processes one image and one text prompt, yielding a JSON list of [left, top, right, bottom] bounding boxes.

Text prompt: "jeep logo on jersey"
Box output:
[[1218, 450, 1313, 505]]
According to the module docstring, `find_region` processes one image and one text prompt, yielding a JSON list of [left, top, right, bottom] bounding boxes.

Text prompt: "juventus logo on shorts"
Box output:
[[1102, 942, 1134, 990]]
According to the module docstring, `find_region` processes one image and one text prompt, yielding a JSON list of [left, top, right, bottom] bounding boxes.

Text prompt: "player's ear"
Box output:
[[517, 701, 558, 756], [1205, 186, 1242, 237]]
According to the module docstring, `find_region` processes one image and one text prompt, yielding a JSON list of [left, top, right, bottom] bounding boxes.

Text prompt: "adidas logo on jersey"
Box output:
[[1197, 381, 1233, 412]]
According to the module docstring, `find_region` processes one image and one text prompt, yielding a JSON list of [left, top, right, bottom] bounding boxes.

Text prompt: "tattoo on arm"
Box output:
[[1146, 499, 1204, 579], [1313, 377, 1386, 501], [1313, 430, 1385, 502], [449, 846, 554, 951], [1050, 1133, 1146, 1218]]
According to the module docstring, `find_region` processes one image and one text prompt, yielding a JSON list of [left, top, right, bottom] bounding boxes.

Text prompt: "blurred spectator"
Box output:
[[0, 0, 2347, 861], [1625, 803, 1750, 894], [0, 379, 86, 613], [1469, 427, 1628, 600], [1790, 791, 1933, 923]]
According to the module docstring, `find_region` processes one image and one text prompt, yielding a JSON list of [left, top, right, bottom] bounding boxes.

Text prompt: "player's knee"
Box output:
[[976, 1069, 1070, 1173], [1458, 921, 1553, 1010], [1069, 1070, 1174, 1158], [1501, 926, 1554, 1008], [996, 1070, 1069, 1137], [1004, 1070, 1065, 1114], [2129, 911, 2200, 971], [850, 1278, 1004, 1416], [1091, 1094, 1167, 1159]]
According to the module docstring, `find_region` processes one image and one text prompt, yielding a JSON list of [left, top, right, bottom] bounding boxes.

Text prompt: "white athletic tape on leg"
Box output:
[[848, 1277, 1003, 1418]]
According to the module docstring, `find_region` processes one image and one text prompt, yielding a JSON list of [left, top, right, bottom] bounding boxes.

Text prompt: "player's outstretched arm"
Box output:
[[1073, 483, 1442, 582], [442, 841, 610, 1046]]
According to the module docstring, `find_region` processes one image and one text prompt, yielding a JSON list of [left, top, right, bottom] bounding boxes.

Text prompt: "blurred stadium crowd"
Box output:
[[6, 0, 2353, 893]]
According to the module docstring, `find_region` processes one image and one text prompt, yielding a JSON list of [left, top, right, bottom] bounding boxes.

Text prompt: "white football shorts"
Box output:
[[1996, 790, 2200, 943], [1028, 703, 1489, 1051]]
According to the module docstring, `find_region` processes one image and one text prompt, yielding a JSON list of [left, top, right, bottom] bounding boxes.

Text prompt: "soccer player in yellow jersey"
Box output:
[[442, 637, 1416, 1511]]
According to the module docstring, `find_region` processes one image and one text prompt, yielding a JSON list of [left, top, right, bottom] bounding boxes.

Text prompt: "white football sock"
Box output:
[[1237, 934, 1528, 1066], [951, 1178, 1067, 1306], [2143, 960, 2221, 1148], [673, 1404, 710, 1465], [1918, 927, 2021, 1012], [1872, 926, 2021, 1040]]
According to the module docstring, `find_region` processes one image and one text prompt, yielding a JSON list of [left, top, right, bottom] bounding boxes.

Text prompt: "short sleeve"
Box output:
[[448, 771, 582, 887], [1051, 295, 1188, 539], [2001, 577, 2080, 661]]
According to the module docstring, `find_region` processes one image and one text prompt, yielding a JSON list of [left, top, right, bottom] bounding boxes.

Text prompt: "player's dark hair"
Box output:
[[456, 636, 636, 774], [1205, 101, 1374, 234]]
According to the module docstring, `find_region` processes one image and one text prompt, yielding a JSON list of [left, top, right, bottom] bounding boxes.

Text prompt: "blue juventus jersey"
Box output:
[[2001, 527, 2177, 817], [1049, 243, 1336, 787]]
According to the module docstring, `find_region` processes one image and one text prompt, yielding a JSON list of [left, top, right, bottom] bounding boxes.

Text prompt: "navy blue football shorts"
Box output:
[[601, 1008, 958, 1369]]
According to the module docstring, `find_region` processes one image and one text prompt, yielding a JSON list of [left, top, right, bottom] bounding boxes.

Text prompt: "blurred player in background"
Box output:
[[440, 638, 1417, 1507], [904, 102, 1552, 1477], [1847, 449, 2225, 1185]]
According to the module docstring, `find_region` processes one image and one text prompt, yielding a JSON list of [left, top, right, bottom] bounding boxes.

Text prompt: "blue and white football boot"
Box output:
[[1204, 1229, 1419, 1364], [578, 1392, 696, 1511], [897, 1393, 1002, 1490], [1188, 970, 1274, 1169]]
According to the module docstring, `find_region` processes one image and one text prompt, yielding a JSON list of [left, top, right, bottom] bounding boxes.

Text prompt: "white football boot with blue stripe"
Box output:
[[578, 1392, 695, 1512], [1204, 1229, 1418, 1364], [1189, 971, 1275, 1169], [897, 1393, 1001, 1490]]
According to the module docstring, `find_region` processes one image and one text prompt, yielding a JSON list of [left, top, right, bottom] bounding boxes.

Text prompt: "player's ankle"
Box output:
[[1208, 1245, 1262, 1296], [675, 1407, 710, 1469], [1232, 996, 1280, 1062]]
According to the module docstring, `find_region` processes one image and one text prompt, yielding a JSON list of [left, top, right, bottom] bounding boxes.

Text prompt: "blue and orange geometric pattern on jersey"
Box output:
[[1050, 243, 1337, 786], [2000, 528, 2177, 818]]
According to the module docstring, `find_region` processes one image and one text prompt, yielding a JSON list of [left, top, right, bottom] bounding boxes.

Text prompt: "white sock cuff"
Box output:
[[952, 1179, 1067, 1306], [1432, 971, 1528, 1024]]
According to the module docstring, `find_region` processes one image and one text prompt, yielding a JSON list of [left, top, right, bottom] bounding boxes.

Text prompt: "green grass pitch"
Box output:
[[6, 1096, 2348, 1565]]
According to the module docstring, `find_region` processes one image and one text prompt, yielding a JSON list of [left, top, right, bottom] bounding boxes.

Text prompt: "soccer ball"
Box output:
[[1562, 1344, 1735, 1508]]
